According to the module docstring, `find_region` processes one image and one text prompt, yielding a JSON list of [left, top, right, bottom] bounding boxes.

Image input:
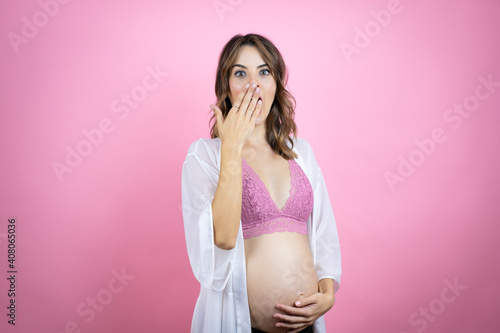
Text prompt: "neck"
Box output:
[[245, 122, 268, 149]]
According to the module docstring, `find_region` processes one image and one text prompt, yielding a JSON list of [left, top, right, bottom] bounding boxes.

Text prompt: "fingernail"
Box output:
[[255, 87, 261, 93], [295, 301, 301, 306], [245, 83, 250, 89], [251, 83, 257, 88], [209, 105, 214, 111]]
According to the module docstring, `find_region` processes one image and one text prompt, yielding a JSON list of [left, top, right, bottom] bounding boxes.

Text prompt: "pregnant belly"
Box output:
[[244, 232, 318, 333]]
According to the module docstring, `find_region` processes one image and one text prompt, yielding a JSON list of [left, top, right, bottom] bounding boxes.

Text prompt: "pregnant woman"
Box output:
[[182, 33, 341, 333]]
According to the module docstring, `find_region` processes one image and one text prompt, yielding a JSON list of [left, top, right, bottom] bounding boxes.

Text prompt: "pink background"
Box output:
[[1, 0, 500, 332]]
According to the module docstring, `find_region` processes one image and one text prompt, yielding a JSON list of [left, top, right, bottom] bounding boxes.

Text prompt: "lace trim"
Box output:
[[242, 216, 307, 239]]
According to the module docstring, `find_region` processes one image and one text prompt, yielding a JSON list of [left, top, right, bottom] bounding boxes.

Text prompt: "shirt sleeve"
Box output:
[[304, 139, 342, 294], [181, 139, 236, 292]]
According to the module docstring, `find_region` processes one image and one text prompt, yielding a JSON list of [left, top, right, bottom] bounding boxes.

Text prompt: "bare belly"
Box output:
[[244, 232, 318, 333]]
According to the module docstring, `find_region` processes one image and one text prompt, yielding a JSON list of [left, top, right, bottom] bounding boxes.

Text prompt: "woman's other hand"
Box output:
[[272, 290, 335, 333]]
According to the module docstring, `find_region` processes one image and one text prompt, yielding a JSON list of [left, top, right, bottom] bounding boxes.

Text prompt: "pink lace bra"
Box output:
[[241, 157, 314, 239]]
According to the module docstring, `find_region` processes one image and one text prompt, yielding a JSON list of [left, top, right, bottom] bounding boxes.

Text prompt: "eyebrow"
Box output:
[[232, 63, 269, 70]]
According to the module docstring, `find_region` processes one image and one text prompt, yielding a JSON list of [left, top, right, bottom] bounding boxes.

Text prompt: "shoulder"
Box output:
[[291, 136, 314, 161], [184, 137, 221, 167], [186, 137, 221, 156], [292, 136, 312, 151], [291, 136, 322, 177]]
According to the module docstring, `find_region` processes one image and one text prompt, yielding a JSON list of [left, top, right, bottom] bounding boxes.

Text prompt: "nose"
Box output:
[[246, 74, 260, 87], [247, 81, 260, 89]]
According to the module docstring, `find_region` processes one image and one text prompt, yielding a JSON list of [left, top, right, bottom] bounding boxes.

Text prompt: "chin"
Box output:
[[255, 114, 267, 126], [256, 109, 269, 126]]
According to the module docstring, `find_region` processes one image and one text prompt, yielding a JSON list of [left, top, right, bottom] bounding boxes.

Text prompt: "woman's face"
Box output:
[[228, 45, 277, 126]]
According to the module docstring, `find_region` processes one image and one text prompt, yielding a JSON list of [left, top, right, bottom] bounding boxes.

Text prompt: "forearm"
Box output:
[[212, 143, 243, 250], [318, 278, 335, 310]]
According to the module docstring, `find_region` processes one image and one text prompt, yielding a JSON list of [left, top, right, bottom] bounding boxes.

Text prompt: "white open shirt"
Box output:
[[181, 136, 342, 333]]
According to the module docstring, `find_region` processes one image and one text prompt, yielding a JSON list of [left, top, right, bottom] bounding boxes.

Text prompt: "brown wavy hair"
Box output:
[[209, 33, 298, 160]]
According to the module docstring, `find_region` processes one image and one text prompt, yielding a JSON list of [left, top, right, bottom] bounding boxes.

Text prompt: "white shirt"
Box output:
[[181, 136, 342, 333]]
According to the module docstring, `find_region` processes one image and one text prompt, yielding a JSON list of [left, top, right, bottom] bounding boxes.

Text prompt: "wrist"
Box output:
[[318, 278, 335, 310], [321, 289, 335, 310], [221, 142, 243, 156]]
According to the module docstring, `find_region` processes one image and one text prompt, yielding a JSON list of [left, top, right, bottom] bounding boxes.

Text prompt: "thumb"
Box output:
[[294, 293, 315, 307], [211, 104, 223, 125]]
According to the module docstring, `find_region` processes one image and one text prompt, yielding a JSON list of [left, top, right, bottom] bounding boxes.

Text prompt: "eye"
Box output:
[[234, 70, 245, 77], [260, 69, 271, 76]]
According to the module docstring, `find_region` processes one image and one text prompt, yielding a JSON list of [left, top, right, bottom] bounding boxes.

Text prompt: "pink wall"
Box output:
[[1, 0, 499, 332]]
